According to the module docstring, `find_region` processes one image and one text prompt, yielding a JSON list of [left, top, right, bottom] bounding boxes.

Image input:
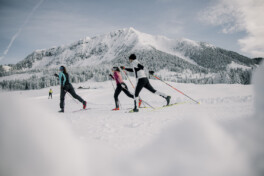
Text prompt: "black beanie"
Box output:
[[59, 66, 64, 71], [129, 54, 136, 60]]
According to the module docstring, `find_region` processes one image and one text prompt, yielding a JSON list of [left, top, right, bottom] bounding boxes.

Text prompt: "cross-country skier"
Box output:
[[54, 66, 87, 113], [48, 88, 53, 99], [121, 54, 171, 112], [109, 66, 142, 110]]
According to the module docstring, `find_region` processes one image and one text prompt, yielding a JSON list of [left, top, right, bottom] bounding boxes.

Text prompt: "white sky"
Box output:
[[0, 0, 263, 64]]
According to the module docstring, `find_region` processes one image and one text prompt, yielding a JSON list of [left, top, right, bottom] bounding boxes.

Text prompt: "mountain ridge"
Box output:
[[11, 28, 210, 70], [12, 27, 256, 72]]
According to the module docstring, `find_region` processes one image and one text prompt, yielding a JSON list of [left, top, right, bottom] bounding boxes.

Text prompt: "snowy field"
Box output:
[[0, 63, 264, 176]]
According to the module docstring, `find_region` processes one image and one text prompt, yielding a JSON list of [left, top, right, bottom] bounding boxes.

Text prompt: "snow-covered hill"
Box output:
[[0, 62, 263, 176]]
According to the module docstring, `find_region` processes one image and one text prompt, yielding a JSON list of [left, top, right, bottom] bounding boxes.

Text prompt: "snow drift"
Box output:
[[0, 95, 89, 176]]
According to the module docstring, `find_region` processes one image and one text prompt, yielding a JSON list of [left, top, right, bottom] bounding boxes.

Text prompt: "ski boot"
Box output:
[[129, 108, 139, 113], [83, 101, 87, 109], [166, 96, 171, 106], [138, 99, 142, 108], [112, 108, 120, 111], [58, 109, 64, 113]]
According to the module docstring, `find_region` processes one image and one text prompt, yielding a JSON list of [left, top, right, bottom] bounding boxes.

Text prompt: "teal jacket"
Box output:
[[59, 72, 69, 87]]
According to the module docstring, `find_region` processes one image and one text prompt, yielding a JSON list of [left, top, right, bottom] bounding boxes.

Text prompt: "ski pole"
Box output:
[[120, 68, 155, 109], [110, 78, 115, 90], [151, 73, 200, 104]]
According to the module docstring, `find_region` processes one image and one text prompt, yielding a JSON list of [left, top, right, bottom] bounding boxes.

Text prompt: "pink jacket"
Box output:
[[113, 71, 123, 84]]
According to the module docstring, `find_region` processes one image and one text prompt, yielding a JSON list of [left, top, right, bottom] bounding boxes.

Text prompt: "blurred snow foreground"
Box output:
[[0, 95, 89, 176], [0, 62, 263, 176]]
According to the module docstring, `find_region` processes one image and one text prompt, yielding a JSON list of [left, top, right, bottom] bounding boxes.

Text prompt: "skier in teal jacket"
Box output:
[[55, 66, 86, 112]]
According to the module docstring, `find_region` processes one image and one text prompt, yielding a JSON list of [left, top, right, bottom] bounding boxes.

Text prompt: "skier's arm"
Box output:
[[62, 74, 66, 86], [109, 74, 114, 79], [121, 63, 144, 72], [124, 68, 134, 72], [59, 72, 66, 86], [120, 66, 133, 72], [134, 64, 144, 71]]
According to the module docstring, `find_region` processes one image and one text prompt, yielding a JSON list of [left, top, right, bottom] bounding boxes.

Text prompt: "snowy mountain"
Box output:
[[0, 28, 260, 90], [10, 28, 197, 70], [11, 27, 256, 70]]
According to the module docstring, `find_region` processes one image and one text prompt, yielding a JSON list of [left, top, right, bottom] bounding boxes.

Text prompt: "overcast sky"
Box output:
[[0, 0, 263, 64]]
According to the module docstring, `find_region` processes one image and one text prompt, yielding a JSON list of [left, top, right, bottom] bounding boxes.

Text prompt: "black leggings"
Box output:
[[114, 83, 134, 108], [134, 78, 156, 97], [60, 83, 84, 109]]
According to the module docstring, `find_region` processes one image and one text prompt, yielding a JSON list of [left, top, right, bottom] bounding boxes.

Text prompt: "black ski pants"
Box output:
[[135, 78, 156, 98], [60, 83, 84, 110], [114, 83, 134, 108]]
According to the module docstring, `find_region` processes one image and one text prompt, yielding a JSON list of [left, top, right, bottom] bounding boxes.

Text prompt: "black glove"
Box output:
[[149, 71, 154, 75], [54, 73, 59, 77], [109, 74, 114, 79], [120, 66, 125, 70]]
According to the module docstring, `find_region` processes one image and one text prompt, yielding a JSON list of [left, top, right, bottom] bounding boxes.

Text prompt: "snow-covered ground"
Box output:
[[0, 63, 264, 176]]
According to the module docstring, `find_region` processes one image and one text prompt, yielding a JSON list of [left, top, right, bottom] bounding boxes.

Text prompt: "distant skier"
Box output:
[[54, 66, 87, 113], [48, 89, 53, 99], [109, 66, 142, 110], [121, 54, 171, 112]]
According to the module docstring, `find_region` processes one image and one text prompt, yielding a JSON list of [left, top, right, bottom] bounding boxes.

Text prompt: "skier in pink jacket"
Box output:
[[109, 67, 141, 110]]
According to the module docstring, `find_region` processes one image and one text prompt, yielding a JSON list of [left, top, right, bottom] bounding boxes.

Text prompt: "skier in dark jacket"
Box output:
[[109, 67, 141, 110], [121, 54, 171, 112], [54, 66, 87, 113]]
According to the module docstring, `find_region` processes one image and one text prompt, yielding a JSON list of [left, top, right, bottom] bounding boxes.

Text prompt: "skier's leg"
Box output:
[[60, 89, 66, 111], [155, 90, 168, 98], [144, 80, 157, 93], [121, 83, 134, 99], [133, 78, 146, 110], [155, 90, 171, 105], [145, 79, 171, 105], [144, 79, 167, 97], [114, 84, 122, 109], [68, 84, 85, 103]]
